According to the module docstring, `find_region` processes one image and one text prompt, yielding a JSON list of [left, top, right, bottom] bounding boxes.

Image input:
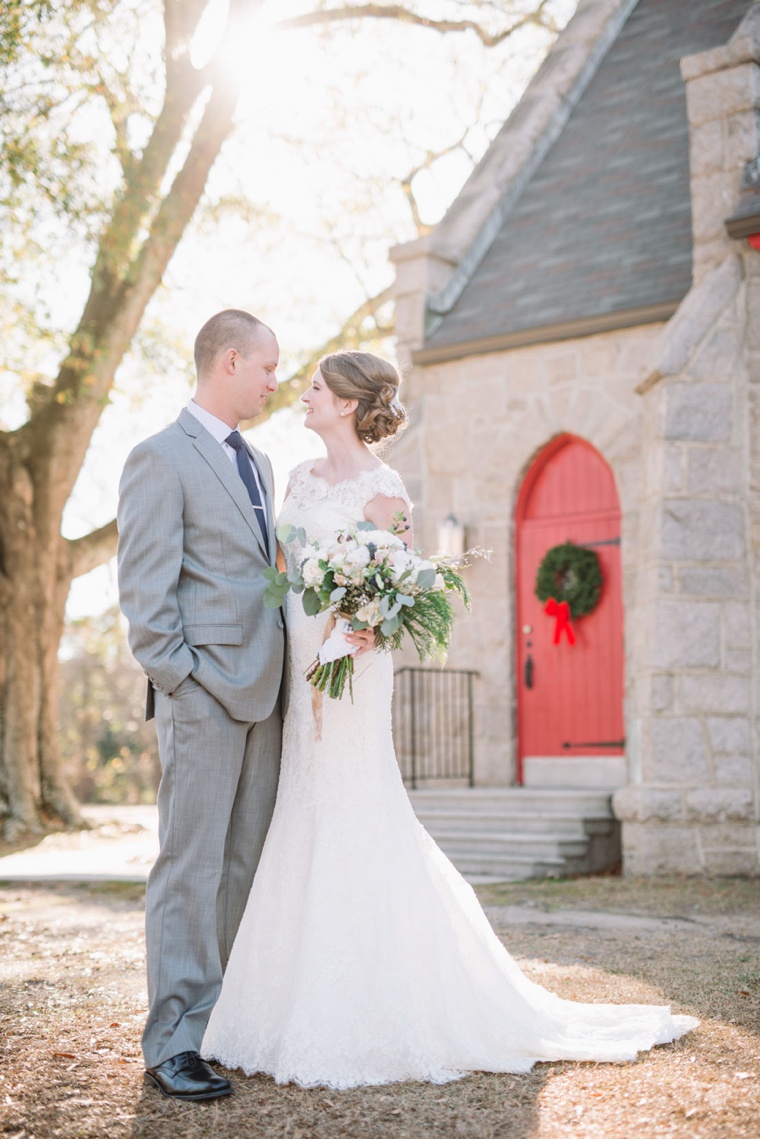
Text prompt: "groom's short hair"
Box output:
[[194, 309, 272, 380]]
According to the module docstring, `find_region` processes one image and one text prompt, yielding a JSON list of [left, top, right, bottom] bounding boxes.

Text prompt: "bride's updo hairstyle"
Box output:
[[318, 351, 407, 445]]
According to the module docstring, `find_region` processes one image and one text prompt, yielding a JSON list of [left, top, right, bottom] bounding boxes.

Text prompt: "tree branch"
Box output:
[[274, 3, 552, 47], [66, 518, 119, 579]]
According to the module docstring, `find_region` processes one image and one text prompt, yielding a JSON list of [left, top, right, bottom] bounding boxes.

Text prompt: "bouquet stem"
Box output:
[[305, 654, 355, 702]]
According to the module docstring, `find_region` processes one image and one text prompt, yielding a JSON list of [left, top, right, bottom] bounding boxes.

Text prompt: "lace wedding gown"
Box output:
[[201, 460, 698, 1089]]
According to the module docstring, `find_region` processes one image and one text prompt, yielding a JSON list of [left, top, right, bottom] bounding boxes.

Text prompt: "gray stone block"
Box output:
[[678, 566, 748, 598], [702, 846, 760, 876], [723, 601, 752, 648], [707, 716, 752, 754], [621, 822, 703, 877], [678, 674, 751, 715], [613, 786, 683, 822], [647, 717, 710, 783], [661, 500, 745, 561], [685, 788, 754, 821], [687, 448, 741, 495], [664, 383, 733, 442], [651, 674, 674, 713], [690, 327, 743, 380], [714, 753, 754, 785], [652, 600, 720, 669], [725, 648, 752, 672]]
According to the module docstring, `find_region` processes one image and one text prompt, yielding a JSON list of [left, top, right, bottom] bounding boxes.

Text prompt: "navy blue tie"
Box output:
[[225, 431, 269, 555]]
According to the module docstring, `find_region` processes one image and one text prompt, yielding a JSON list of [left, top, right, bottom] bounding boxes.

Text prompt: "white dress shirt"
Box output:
[[186, 400, 266, 504]]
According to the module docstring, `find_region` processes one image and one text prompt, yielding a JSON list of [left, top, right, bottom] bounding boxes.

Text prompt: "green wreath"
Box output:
[[534, 541, 602, 619]]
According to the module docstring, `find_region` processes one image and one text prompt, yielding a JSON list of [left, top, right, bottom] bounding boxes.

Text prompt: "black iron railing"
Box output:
[[393, 667, 478, 789]]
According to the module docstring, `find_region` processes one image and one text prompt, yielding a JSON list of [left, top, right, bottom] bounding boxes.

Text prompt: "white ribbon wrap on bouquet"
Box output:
[[317, 618, 358, 665]]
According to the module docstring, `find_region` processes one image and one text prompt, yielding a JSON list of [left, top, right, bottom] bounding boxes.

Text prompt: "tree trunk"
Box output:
[[0, 438, 82, 839]]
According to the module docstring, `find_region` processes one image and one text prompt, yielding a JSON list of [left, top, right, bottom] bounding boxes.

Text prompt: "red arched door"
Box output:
[[515, 436, 624, 785]]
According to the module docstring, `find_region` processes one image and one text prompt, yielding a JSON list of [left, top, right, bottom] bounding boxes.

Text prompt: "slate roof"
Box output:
[[423, 0, 751, 357]]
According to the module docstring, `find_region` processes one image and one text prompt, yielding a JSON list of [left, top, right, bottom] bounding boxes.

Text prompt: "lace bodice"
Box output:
[[280, 459, 412, 549]]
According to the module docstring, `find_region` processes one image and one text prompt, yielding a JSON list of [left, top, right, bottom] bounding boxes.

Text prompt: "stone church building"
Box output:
[[389, 0, 760, 876]]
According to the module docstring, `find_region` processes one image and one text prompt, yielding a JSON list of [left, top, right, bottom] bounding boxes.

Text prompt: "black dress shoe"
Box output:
[[145, 1050, 232, 1101]]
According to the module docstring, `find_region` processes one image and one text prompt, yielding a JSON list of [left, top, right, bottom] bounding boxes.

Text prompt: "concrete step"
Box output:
[[430, 830, 589, 860], [406, 787, 620, 880], [412, 809, 615, 837], [408, 788, 615, 816], [437, 850, 567, 879]]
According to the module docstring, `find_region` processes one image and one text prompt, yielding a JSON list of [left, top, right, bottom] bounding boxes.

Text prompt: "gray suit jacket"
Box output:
[[117, 408, 285, 724]]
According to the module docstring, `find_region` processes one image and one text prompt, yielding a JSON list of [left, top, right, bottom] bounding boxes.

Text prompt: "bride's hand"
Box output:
[[345, 628, 376, 658]]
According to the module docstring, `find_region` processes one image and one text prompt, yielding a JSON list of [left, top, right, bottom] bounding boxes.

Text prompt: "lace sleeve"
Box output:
[[362, 465, 413, 513]]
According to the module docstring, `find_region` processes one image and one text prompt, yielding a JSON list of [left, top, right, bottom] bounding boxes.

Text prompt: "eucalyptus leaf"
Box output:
[[263, 590, 285, 609], [302, 590, 323, 617], [330, 586, 347, 602], [416, 568, 436, 590]]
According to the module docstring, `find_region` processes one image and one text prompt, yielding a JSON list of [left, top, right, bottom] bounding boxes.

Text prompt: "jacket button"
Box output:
[[277, 619, 284, 630]]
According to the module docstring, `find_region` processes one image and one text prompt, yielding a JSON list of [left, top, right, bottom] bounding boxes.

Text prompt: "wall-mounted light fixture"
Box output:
[[436, 514, 466, 558], [725, 157, 760, 249]]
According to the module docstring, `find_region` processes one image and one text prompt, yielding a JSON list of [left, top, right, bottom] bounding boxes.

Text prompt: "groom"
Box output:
[[117, 309, 285, 1101]]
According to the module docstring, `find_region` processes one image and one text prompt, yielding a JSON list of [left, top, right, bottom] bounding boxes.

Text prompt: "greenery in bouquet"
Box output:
[[263, 517, 475, 699]]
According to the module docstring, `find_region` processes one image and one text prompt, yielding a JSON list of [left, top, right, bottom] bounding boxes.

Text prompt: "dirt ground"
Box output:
[[0, 876, 758, 1139]]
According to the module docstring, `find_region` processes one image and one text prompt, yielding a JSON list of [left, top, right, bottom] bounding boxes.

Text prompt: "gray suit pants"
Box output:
[[143, 674, 281, 1067]]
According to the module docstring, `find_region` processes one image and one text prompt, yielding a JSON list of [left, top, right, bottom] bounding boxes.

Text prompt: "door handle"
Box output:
[[562, 739, 626, 748], [524, 654, 534, 689]]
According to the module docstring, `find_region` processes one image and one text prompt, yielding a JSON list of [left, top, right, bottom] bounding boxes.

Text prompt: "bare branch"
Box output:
[[274, 3, 553, 47], [66, 518, 119, 579]]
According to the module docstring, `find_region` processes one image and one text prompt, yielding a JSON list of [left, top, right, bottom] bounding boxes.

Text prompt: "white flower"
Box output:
[[345, 546, 371, 569], [302, 558, 325, 588], [363, 529, 404, 550], [388, 549, 416, 582], [355, 599, 382, 627]]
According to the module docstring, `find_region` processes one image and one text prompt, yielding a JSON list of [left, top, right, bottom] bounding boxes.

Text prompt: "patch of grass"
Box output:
[[474, 874, 760, 917]]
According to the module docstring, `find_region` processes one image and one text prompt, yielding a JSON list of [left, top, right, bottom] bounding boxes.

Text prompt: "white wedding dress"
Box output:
[[201, 460, 698, 1089]]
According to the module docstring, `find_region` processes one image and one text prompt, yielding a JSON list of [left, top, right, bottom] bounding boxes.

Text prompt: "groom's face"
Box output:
[[231, 329, 279, 420]]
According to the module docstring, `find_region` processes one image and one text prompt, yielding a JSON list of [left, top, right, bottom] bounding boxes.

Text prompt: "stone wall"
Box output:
[[612, 15, 760, 875], [614, 256, 759, 874], [389, 323, 661, 786]]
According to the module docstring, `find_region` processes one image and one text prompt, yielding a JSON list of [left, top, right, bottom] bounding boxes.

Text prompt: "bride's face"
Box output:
[[302, 368, 347, 434]]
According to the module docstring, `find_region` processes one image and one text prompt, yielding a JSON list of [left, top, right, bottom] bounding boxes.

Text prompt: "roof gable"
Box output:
[[420, 0, 750, 361]]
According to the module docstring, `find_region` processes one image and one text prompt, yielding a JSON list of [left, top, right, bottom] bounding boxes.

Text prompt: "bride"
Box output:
[[201, 350, 698, 1089]]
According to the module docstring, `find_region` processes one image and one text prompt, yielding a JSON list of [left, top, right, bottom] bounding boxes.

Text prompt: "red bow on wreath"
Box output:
[[544, 597, 575, 646]]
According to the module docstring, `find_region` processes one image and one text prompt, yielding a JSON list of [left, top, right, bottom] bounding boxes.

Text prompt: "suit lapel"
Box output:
[[178, 410, 268, 558]]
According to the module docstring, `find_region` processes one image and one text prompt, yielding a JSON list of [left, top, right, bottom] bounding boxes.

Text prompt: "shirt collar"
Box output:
[[186, 400, 237, 447]]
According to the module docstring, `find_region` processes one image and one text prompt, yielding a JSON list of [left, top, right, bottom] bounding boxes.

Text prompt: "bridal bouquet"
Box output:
[[263, 519, 474, 700]]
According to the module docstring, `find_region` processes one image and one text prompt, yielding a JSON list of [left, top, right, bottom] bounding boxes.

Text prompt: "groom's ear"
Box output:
[[223, 348, 238, 375]]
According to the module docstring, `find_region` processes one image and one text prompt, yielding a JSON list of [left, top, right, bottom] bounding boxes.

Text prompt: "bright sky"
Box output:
[[0, 0, 576, 619]]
